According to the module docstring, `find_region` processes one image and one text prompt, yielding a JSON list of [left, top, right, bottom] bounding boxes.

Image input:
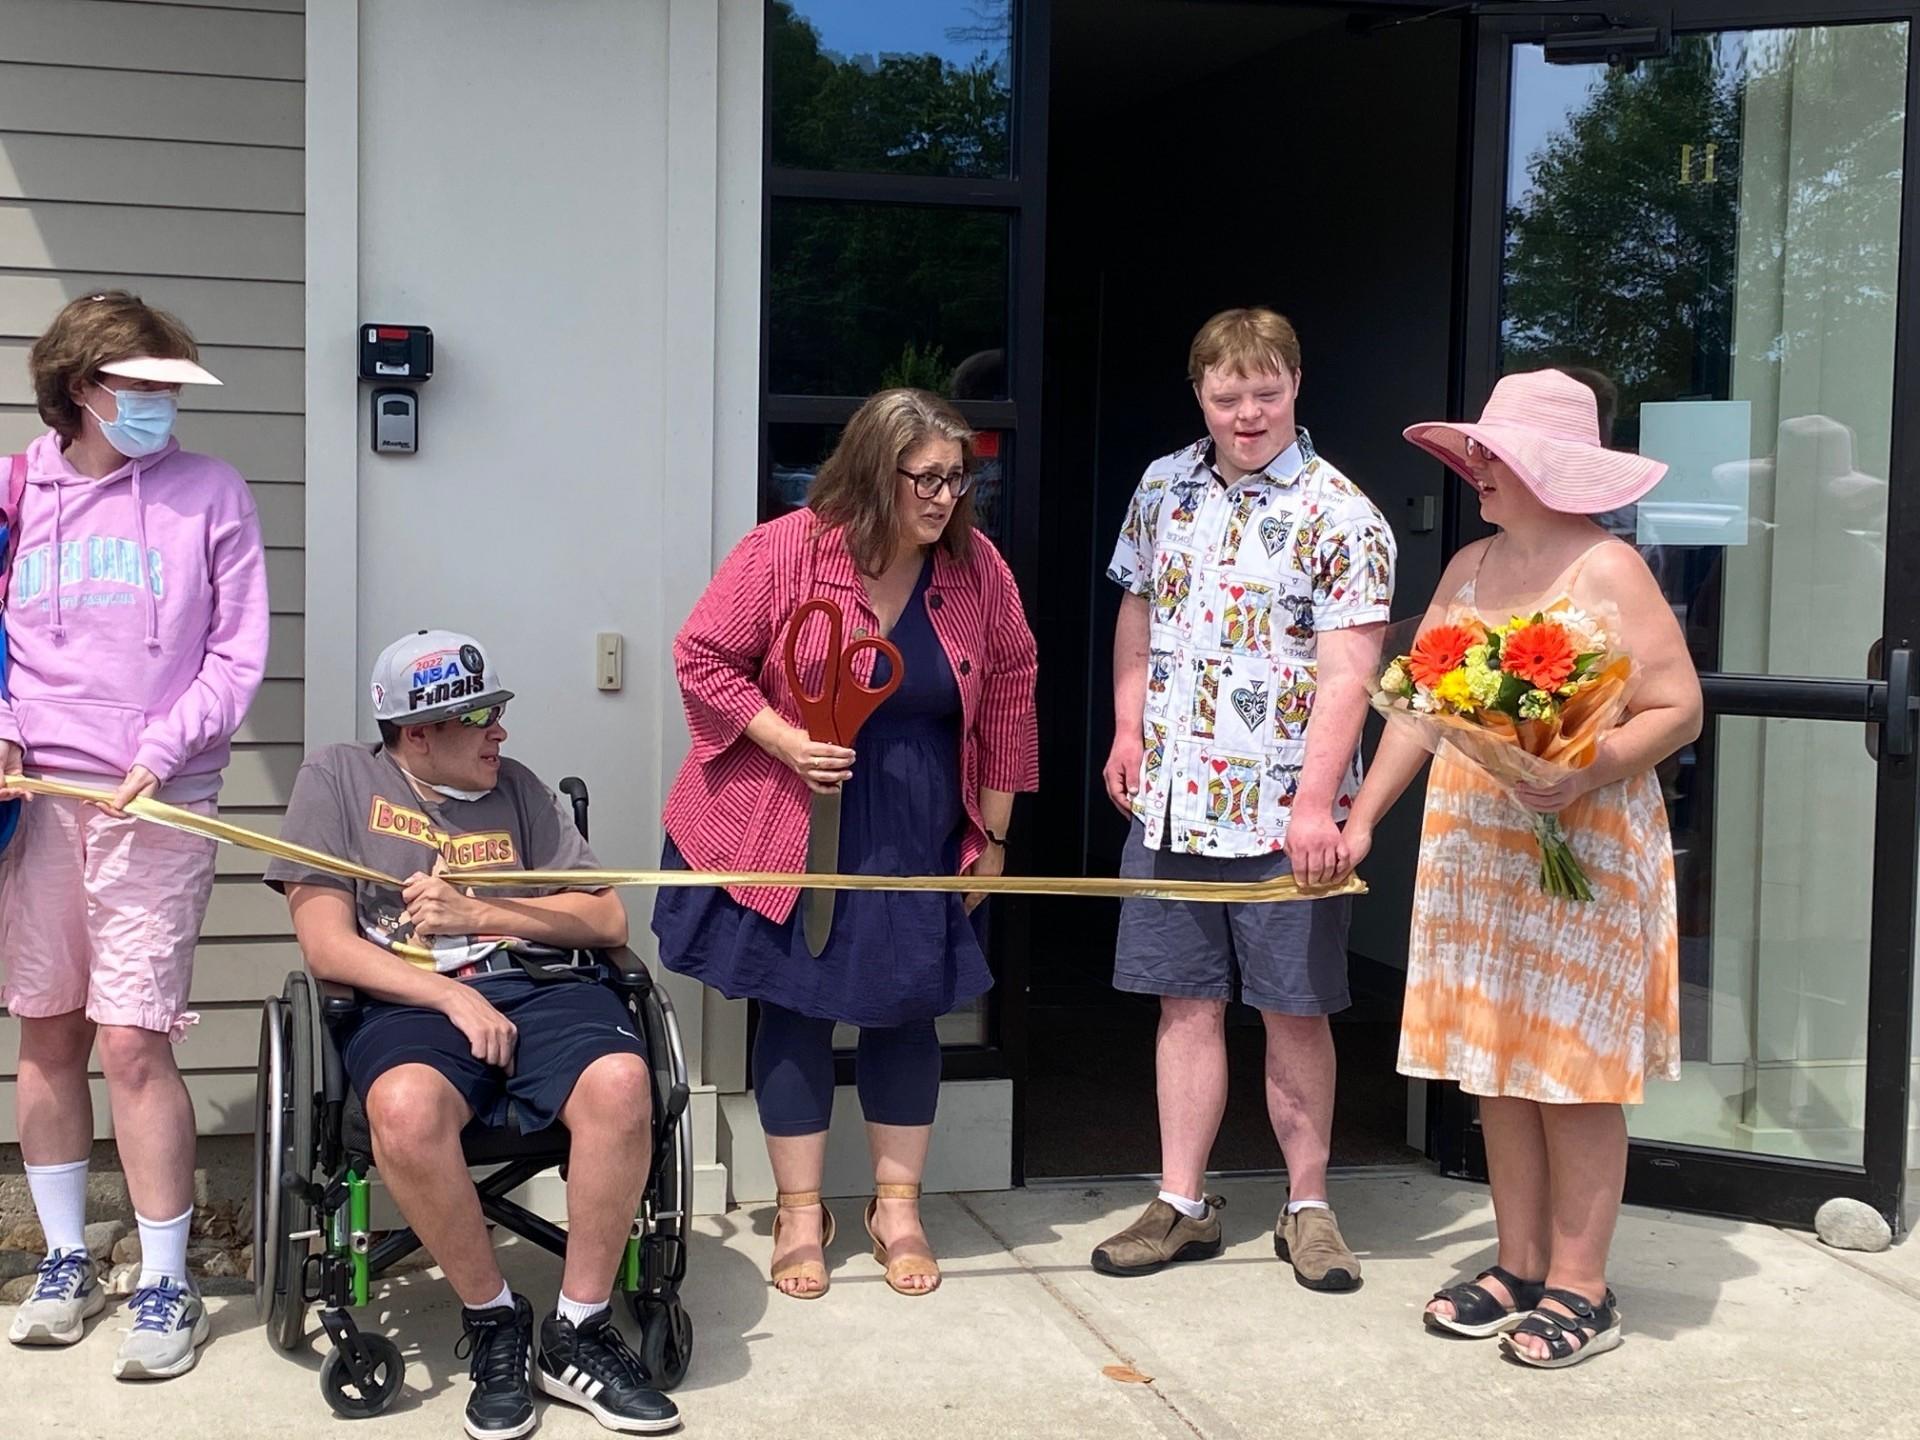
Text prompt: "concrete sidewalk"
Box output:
[[4, 1169, 1915, 1438]]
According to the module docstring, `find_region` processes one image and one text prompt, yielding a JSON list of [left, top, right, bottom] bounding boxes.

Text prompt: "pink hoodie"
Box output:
[[0, 429, 269, 802]]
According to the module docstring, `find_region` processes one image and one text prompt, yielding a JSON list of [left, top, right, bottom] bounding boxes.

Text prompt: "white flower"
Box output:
[[1555, 605, 1607, 653]]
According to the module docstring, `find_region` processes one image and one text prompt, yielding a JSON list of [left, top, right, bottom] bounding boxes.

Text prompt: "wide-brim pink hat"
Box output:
[[1404, 368, 1666, 514]]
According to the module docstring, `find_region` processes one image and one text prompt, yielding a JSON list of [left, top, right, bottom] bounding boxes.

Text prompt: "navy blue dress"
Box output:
[[652, 557, 992, 1028]]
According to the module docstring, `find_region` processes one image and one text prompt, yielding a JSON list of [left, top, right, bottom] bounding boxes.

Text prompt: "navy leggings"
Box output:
[[753, 1001, 941, 1136]]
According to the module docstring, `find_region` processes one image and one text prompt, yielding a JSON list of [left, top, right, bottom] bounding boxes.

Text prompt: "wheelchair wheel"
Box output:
[[633, 1298, 694, 1391], [254, 973, 318, 1352], [319, 1333, 405, 1419]]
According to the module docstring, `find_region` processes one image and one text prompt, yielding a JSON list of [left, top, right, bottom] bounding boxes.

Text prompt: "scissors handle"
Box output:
[[784, 598, 845, 744], [831, 634, 904, 745]]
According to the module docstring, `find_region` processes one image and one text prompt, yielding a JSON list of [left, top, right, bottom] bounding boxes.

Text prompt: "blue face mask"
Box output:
[[85, 386, 178, 459]]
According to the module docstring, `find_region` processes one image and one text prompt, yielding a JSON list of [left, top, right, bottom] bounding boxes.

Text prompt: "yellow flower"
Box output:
[[1433, 669, 1477, 711], [1464, 648, 1504, 706]]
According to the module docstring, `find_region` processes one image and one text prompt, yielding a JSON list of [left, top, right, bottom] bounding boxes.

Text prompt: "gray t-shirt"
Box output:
[[264, 743, 598, 974]]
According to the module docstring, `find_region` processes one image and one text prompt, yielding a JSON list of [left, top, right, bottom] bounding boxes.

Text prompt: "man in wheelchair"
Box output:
[[265, 630, 681, 1437]]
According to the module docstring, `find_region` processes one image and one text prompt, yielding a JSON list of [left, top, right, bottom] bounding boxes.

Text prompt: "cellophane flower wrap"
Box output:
[[1368, 603, 1635, 901]]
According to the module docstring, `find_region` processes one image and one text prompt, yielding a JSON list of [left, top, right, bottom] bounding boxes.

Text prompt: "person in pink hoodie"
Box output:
[[0, 292, 268, 1379]]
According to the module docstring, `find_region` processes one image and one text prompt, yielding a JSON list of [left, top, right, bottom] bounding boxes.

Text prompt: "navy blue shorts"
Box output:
[[342, 970, 647, 1134], [1113, 825, 1352, 1016]]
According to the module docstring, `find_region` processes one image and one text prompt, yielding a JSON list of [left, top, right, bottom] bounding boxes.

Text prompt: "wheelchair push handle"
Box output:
[[558, 777, 589, 840]]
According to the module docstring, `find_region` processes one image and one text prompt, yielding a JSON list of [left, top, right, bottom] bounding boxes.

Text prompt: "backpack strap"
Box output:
[[0, 452, 23, 602]]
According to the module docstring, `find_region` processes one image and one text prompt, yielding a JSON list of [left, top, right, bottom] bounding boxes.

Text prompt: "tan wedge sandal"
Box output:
[[770, 1190, 836, 1300], [864, 1183, 941, 1297]]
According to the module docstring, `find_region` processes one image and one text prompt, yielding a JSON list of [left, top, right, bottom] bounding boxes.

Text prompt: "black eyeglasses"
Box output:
[[897, 467, 974, 500]]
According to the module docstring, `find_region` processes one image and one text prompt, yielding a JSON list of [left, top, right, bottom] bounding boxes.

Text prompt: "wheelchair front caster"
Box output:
[[319, 1332, 405, 1419], [633, 1297, 693, 1390]]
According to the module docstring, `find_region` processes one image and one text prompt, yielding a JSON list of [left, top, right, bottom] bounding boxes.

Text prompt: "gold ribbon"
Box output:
[[2, 775, 1365, 904]]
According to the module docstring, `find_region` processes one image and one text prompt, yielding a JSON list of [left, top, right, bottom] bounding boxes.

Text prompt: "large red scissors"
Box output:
[[783, 597, 904, 954]]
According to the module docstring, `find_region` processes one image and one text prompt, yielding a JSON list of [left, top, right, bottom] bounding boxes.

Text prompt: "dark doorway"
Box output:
[[1021, 0, 1467, 1179]]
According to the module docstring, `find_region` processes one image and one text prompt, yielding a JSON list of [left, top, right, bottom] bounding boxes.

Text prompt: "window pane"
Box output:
[[770, 201, 1010, 399], [766, 422, 839, 516], [1500, 26, 1906, 680], [1630, 715, 1875, 1164], [769, 0, 1013, 178], [767, 421, 1011, 547]]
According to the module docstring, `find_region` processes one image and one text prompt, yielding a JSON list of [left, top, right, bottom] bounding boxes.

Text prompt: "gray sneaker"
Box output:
[[112, 1278, 210, 1380], [8, 1250, 107, 1346]]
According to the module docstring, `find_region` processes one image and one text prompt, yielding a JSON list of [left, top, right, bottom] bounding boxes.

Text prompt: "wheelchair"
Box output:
[[251, 778, 695, 1420]]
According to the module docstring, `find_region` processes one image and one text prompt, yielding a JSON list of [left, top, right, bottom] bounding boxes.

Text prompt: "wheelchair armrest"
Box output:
[[317, 978, 363, 1025], [594, 946, 654, 997]]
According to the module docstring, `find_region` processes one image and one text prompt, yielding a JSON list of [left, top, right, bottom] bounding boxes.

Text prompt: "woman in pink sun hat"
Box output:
[[0, 291, 267, 1378], [1340, 368, 1702, 1369]]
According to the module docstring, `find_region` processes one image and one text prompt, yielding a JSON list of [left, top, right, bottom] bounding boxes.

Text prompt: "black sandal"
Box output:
[[1500, 1287, 1622, 1369], [1424, 1265, 1547, 1338]]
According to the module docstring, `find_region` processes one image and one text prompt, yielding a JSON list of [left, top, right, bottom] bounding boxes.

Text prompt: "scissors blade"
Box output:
[[802, 791, 842, 956]]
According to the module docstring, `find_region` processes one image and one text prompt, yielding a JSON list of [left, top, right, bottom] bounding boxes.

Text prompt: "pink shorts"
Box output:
[[0, 794, 219, 1042]]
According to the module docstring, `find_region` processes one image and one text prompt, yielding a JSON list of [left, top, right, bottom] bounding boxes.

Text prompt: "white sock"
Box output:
[[134, 1207, 193, 1289], [1287, 1198, 1331, 1214], [557, 1291, 609, 1328], [24, 1159, 89, 1257], [1158, 1189, 1210, 1220], [468, 1280, 514, 1314]]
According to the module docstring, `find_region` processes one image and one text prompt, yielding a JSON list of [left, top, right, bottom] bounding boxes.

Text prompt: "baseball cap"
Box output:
[[370, 629, 514, 727]]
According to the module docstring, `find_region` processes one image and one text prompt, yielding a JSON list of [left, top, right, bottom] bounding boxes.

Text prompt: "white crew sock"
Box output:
[[468, 1280, 514, 1314], [24, 1158, 89, 1257], [134, 1206, 193, 1289], [557, 1291, 609, 1329], [1158, 1189, 1210, 1221], [1286, 1198, 1331, 1215]]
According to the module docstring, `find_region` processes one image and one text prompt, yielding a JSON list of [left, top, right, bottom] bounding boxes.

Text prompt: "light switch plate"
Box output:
[[595, 632, 623, 692]]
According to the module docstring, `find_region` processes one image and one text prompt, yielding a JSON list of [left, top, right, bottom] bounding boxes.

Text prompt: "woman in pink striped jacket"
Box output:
[[654, 389, 1038, 1301]]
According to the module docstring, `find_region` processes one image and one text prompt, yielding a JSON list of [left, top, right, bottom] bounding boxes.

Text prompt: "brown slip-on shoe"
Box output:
[[1275, 1204, 1361, 1292], [1091, 1196, 1224, 1277]]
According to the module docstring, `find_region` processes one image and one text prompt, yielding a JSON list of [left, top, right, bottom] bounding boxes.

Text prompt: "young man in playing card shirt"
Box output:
[[1091, 310, 1396, 1293]]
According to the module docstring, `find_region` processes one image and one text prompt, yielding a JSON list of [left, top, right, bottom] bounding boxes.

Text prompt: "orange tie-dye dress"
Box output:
[[1397, 571, 1682, 1105]]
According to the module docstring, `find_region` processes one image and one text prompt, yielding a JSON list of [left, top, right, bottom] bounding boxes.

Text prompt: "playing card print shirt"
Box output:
[[1107, 431, 1396, 857]]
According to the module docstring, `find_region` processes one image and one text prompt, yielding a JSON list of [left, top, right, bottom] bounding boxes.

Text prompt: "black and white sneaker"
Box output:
[[454, 1294, 537, 1440], [537, 1308, 681, 1434]]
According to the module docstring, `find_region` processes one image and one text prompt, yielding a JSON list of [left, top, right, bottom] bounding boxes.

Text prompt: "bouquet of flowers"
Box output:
[[1370, 603, 1634, 900]]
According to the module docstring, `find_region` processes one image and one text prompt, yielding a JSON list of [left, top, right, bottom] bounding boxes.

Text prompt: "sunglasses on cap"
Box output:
[[451, 704, 506, 728]]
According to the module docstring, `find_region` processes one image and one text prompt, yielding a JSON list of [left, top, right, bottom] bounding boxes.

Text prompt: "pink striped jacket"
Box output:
[[663, 507, 1039, 923]]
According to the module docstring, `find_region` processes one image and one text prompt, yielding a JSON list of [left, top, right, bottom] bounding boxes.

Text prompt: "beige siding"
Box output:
[[0, 0, 305, 1142]]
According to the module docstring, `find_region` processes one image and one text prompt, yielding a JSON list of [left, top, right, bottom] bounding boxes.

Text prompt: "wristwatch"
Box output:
[[983, 826, 1009, 848]]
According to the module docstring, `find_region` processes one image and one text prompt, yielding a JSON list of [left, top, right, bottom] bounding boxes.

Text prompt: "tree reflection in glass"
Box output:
[[770, 201, 1010, 398], [771, 0, 1013, 179]]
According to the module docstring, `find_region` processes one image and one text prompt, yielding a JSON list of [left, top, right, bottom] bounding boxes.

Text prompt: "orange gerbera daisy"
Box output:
[[1502, 621, 1578, 690], [1408, 624, 1480, 689]]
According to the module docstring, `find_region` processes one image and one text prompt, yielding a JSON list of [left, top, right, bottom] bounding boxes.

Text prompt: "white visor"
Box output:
[[98, 355, 223, 387]]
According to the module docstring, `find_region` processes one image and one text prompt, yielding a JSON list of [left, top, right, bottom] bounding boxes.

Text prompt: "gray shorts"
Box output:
[[1113, 825, 1351, 1016]]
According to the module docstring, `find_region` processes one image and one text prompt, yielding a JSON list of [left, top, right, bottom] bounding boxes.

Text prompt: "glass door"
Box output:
[[1447, 1, 1920, 1226], [757, 1, 1051, 1163]]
